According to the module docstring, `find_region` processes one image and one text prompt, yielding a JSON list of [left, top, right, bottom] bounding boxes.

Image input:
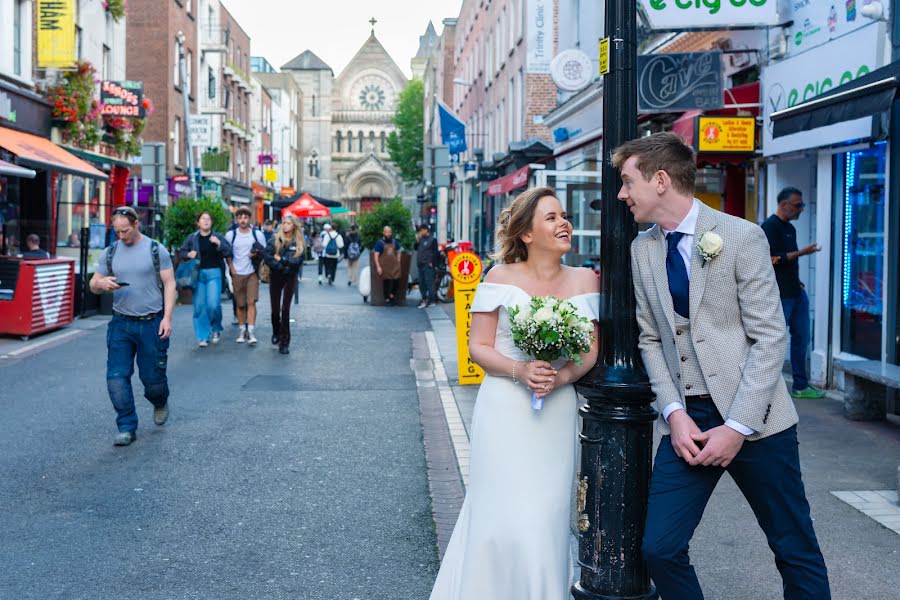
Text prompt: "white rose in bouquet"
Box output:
[[533, 306, 554, 324]]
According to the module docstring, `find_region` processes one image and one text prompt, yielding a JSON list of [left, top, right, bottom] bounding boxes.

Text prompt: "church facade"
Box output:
[[281, 31, 408, 213]]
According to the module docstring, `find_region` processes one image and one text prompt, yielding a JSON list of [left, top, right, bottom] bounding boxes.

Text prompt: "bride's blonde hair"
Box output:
[[491, 186, 557, 264]]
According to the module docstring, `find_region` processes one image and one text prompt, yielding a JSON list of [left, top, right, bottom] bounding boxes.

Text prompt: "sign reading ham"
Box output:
[[100, 81, 145, 118]]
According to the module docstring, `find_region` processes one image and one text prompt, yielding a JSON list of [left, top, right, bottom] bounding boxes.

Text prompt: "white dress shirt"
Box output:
[[660, 199, 755, 437]]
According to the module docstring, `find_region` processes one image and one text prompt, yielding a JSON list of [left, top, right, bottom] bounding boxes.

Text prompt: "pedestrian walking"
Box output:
[[313, 228, 326, 285], [21, 233, 50, 259], [373, 225, 402, 305], [345, 224, 363, 287], [321, 223, 344, 285], [262, 219, 275, 242], [761, 187, 825, 400], [264, 214, 305, 355], [617, 133, 830, 599], [414, 224, 438, 308], [178, 211, 232, 348], [89, 206, 176, 447], [226, 206, 267, 345]]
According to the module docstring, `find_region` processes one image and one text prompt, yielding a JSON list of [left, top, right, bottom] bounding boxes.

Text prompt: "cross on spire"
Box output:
[[369, 17, 377, 34]]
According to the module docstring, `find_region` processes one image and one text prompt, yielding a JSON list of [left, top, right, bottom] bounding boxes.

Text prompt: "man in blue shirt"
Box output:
[[761, 187, 825, 399]]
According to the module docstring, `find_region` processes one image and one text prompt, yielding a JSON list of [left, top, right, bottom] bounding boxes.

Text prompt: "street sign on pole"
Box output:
[[599, 37, 610, 76], [141, 142, 165, 185]]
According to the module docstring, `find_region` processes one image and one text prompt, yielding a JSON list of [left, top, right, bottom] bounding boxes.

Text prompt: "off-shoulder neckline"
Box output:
[[477, 282, 599, 303]]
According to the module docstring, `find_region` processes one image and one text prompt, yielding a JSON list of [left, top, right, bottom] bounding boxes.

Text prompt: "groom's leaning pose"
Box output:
[[616, 133, 829, 599]]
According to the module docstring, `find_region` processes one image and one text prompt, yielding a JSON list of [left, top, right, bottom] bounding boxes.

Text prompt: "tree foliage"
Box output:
[[358, 199, 414, 250], [386, 79, 424, 183], [164, 197, 231, 248]]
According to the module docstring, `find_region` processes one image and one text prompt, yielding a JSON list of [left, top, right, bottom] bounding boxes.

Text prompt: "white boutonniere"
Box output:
[[696, 232, 723, 268]]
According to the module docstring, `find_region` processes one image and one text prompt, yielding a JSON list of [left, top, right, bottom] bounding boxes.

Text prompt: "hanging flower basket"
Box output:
[[103, 94, 154, 157], [47, 61, 102, 149], [103, 0, 126, 22]]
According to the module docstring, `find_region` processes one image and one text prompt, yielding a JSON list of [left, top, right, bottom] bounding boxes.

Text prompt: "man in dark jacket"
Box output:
[[414, 224, 438, 308]]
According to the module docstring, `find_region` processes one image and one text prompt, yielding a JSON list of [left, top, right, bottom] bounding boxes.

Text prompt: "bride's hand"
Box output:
[[521, 360, 558, 398]]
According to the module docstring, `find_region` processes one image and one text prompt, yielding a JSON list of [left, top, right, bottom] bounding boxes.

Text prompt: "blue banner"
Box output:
[[438, 102, 468, 155]]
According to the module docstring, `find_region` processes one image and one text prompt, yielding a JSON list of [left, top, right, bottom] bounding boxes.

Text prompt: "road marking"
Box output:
[[0, 329, 85, 359]]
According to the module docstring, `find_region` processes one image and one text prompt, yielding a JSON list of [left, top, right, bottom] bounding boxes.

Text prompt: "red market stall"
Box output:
[[0, 257, 76, 338], [281, 193, 331, 218]]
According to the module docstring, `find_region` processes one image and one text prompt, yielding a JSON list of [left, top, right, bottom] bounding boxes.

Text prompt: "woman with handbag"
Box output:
[[263, 214, 305, 354], [178, 212, 232, 348]]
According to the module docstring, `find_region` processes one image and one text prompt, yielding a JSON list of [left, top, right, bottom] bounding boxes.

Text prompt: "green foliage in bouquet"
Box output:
[[508, 297, 594, 366]]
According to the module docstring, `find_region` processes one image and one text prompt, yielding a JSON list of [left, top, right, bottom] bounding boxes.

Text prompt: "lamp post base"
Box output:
[[572, 582, 657, 600]]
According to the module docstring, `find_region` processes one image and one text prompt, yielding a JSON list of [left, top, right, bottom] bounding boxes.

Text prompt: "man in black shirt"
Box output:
[[414, 224, 439, 308], [21, 234, 50, 259], [761, 187, 824, 399]]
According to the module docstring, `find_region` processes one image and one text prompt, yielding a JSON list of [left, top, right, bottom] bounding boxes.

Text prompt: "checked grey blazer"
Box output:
[[630, 202, 798, 441]]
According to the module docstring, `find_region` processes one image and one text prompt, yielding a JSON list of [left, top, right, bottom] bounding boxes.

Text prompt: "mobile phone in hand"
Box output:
[[116, 282, 130, 287]]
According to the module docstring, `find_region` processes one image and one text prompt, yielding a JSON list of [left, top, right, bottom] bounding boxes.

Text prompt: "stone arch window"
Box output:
[[380, 131, 386, 153], [311, 94, 317, 116], [347, 131, 353, 152], [369, 130, 375, 151], [358, 130, 364, 153], [335, 131, 342, 153]]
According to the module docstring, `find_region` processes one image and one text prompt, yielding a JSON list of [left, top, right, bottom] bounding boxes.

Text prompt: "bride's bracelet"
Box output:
[[512, 360, 522, 384]]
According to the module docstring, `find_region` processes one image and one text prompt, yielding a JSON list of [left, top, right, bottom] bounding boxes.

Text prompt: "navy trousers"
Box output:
[[642, 397, 829, 600]]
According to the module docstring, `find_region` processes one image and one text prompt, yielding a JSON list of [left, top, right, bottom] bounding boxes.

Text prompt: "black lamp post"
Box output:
[[572, 1, 657, 599]]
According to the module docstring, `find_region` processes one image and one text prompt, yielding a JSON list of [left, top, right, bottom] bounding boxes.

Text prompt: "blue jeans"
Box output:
[[418, 265, 435, 302], [106, 314, 170, 433], [192, 268, 223, 342], [782, 290, 810, 391], [642, 397, 829, 600]]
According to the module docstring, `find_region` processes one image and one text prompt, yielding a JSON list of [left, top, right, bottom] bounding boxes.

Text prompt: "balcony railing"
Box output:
[[202, 150, 230, 173]]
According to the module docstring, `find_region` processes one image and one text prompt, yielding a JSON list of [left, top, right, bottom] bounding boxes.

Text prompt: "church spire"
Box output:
[[369, 17, 377, 36]]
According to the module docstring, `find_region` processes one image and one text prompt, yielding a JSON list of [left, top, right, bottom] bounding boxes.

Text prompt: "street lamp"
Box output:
[[176, 30, 197, 192], [572, 1, 657, 599]]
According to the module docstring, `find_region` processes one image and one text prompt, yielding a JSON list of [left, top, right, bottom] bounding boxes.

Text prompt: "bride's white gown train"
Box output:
[[430, 283, 600, 600]]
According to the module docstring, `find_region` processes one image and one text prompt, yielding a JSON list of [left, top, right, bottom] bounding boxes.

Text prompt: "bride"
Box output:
[[429, 187, 600, 599]]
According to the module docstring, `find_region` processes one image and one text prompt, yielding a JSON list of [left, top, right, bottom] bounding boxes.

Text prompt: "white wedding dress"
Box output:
[[430, 283, 601, 600]]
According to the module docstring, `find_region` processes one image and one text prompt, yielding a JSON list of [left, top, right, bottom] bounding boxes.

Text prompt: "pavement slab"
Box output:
[[0, 259, 440, 600]]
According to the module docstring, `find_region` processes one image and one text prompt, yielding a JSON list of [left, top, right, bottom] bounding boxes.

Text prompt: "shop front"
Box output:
[[762, 20, 891, 388]]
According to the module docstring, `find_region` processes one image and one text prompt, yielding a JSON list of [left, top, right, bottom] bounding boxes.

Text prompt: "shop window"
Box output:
[[838, 145, 886, 360], [55, 176, 109, 255]]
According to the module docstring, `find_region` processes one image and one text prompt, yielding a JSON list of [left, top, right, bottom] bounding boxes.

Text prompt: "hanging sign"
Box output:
[[638, 52, 723, 112], [550, 49, 593, 92], [450, 252, 485, 385], [264, 168, 278, 182], [526, 0, 552, 74], [188, 115, 213, 147], [100, 81, 144, 117], [37, 0, 76, 68], [639, 0, 786, 30], [696, 117, 756, 152]]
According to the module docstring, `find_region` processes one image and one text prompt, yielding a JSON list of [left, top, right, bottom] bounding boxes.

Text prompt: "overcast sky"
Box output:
[[222, 0, 463, 78]]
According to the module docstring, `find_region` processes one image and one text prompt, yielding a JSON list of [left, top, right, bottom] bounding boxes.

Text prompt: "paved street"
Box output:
[[0, 261, 440, 600]]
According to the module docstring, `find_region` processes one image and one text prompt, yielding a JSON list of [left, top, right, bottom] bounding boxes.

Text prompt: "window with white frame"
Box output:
[[186, 49, 193, 96], [13, 0, 25, 76], [174, 38, 181, 88]]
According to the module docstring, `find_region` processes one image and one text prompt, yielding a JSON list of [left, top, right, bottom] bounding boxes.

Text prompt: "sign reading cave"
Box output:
[[638, 52, 723, 113]]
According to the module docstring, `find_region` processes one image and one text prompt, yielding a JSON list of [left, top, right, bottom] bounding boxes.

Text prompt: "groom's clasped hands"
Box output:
[[668, 410, 746, 468]]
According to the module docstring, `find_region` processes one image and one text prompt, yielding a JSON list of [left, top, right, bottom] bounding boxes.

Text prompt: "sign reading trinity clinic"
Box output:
[[37, 0, 76, 68], [697, 116, 755, 152], [451, 252, 485, 386], [640, 0, 785, 30]]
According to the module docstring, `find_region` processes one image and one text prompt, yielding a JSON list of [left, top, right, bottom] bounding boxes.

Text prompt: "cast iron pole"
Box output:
[[572, 1, 657, 598]]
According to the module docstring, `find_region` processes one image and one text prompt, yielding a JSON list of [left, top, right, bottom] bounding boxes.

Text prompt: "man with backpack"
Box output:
[[226, 206, 267, 345], [321, 223, 344, 286], [90, 207, 176, 447], [345, 225, 363, 287]]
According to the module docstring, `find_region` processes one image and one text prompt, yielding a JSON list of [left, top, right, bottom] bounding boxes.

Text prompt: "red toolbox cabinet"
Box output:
[[0, 257, 76, 337]]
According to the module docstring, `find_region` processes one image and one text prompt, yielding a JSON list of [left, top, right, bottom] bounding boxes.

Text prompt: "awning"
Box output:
[[0, 159, 36, 179], [771, 60, 900, 138], [0, 126, 107, 179], [487, 165, 529, 196], [281, 193, 331, 218]]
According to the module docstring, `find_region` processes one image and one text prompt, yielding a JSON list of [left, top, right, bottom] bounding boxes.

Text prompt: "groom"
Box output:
[[615, 133, 829, 599]]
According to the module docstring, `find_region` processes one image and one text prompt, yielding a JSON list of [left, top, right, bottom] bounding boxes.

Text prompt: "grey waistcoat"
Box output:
[[673, 314, 710, 397]]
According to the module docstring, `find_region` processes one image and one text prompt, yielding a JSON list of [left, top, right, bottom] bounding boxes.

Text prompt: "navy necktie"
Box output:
[[666, 232, 690, 318]]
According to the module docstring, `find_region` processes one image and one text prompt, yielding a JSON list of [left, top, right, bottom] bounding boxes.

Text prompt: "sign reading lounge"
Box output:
[[640, 0, 787, 29]]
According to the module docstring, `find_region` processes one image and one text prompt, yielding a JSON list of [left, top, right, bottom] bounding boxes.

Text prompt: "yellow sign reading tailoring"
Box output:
[[697, 116, 756, 153], [598, 38, 610, 76], [451, 252, 485, 386], [37, 0, 76, 69]]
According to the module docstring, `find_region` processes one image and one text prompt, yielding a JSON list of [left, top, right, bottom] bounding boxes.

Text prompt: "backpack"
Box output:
[[347, 239, 362, 261], [107, 239, 163, 291], [325, 232, 339, 257]]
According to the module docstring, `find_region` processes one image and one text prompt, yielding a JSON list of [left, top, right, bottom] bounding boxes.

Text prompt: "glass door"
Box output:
[[838, 146, 886, 360], [534, 170, 602, 266]]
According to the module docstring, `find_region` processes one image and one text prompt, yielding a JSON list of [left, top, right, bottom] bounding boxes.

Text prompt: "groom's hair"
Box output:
[[612, 132, 696, 196]]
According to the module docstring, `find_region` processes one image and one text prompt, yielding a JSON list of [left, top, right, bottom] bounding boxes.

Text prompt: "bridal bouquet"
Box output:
[[508, 297, 594, 410]]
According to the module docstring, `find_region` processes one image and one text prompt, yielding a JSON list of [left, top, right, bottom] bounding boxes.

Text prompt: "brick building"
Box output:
[[126, 0, 198, 181]]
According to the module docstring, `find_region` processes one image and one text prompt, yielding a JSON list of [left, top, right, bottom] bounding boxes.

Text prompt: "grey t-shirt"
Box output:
[[97, 235, 173, 316]]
